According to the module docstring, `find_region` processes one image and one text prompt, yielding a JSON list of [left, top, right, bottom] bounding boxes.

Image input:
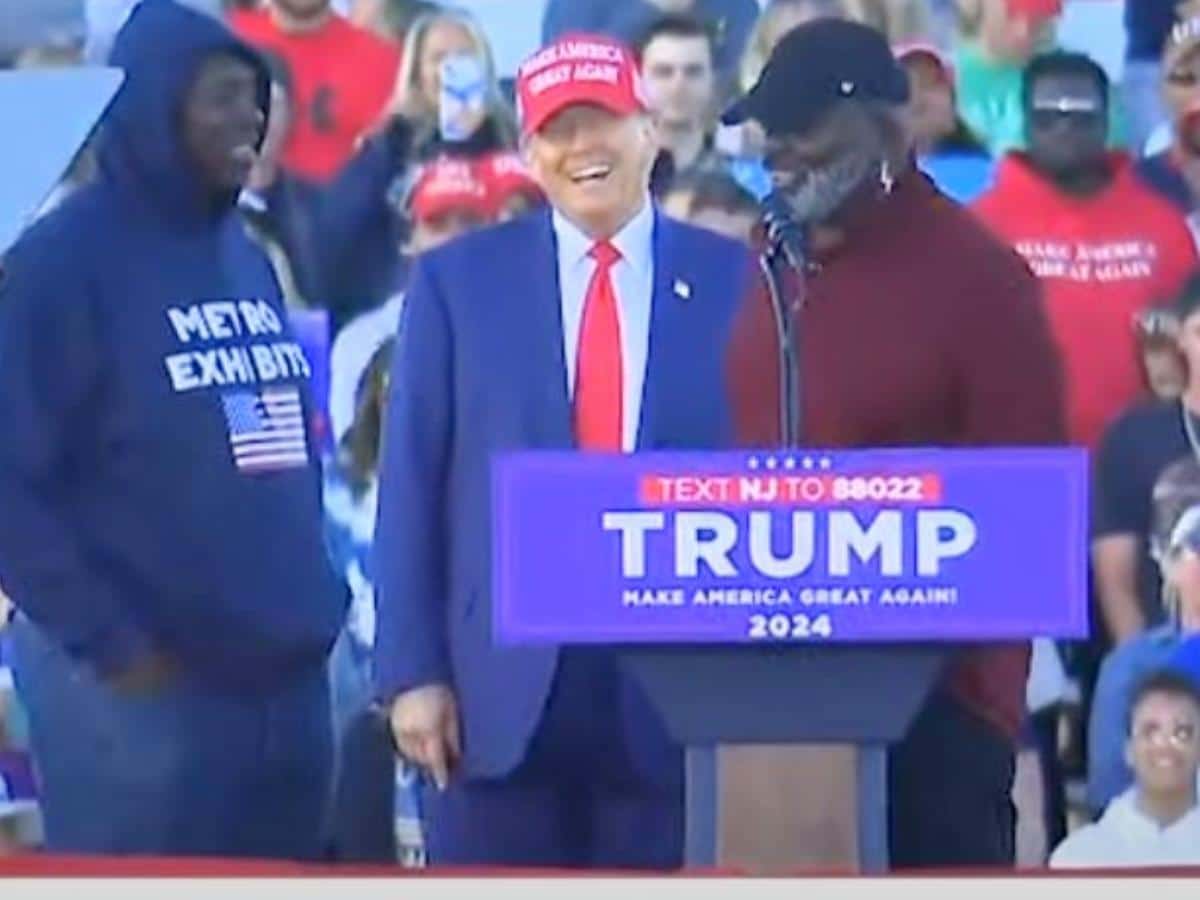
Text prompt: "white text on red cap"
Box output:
[[527, 62, 621, 97], [519, 40, 625, 79]]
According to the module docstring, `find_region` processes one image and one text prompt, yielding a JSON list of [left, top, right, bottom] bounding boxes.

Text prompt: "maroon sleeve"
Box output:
[[725, 248, 818, 450], [725, 258, 782, 449]]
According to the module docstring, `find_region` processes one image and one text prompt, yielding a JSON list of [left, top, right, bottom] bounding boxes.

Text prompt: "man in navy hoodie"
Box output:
[[0, 0, 346, 859]]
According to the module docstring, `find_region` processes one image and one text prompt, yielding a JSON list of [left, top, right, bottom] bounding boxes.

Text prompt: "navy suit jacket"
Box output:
[[373, 207, 752, 781]]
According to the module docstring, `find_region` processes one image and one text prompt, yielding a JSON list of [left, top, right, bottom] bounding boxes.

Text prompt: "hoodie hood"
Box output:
[[99, 0, 269, 224]]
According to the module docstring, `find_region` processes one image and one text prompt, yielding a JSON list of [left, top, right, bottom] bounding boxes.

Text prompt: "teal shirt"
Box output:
[[953, 42, 1126, 156]]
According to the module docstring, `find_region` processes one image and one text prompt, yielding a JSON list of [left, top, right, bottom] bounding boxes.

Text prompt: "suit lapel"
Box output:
[[524, 210, 573, 447], [637, 211, 685, 450]]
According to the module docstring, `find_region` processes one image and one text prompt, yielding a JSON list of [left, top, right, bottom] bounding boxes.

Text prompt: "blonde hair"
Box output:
[[394, 7, 518, 145]]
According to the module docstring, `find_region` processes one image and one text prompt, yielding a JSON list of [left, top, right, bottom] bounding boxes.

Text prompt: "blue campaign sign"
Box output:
[[0, 68, 124, 255], [492, 447, 1090, 646]]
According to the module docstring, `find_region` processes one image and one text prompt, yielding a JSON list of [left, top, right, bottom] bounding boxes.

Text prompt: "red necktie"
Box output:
[[574, 240, 623, 451]]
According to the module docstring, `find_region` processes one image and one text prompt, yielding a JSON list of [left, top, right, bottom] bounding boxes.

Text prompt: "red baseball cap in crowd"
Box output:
[[894, 42, 955, 83], [478, 152, 544, 214], [408, 156, 492, 222], [1005, 0, 1062, 22], [515, 33, 648, 136]]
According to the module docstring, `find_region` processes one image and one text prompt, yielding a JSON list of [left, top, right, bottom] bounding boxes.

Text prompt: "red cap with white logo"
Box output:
[[515, 33, 648, 136], [478, 151, 544, 214], [409, 156, 491, 222], [1005, 0, 1062, 22]]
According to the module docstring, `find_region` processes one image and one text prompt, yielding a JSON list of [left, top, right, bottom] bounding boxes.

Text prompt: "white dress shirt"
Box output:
[[552, 198, 655, 453]]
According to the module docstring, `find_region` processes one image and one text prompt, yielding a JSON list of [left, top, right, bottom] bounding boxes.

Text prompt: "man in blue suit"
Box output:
[[373, 33, 752, 868]]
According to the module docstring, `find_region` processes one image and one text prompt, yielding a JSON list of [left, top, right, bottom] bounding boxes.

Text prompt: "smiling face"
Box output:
[[181, 52, 265, 194], [522, 104, 657, 238], [1127, 690, 1200, 796]]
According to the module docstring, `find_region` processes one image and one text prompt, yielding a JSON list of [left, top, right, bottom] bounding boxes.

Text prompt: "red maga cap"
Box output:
[[894, 41, 955, 82], [515, 33, 648, 136], [409, 156, 491, 222], [478, 151, 544, 213], [1005, 0, 1062, 21]]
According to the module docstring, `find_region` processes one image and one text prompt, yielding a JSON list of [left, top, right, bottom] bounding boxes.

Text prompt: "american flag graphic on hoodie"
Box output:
[[220, 385, 309, 474]]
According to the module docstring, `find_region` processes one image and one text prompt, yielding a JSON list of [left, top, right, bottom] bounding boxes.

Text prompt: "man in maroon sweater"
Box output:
[[724, 20, 1067, 867]]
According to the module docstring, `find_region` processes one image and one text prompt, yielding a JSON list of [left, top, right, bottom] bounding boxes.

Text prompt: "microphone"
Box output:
[[755, 190, 807, 448], [760, 190, 808, 274]]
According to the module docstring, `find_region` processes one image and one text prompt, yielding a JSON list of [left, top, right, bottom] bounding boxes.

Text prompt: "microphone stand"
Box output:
[[758, 241, 804, 449]]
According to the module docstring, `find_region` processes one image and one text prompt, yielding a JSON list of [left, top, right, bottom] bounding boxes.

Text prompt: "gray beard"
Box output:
[[783, 150, 877, 225]]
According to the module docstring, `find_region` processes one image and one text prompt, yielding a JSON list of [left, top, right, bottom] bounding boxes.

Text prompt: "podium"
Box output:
[[619, 644, 948, 872], [493, 447, 1090, 872]]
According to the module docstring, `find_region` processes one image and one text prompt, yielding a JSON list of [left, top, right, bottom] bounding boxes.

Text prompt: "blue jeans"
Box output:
[[10, 617, 332, 859]]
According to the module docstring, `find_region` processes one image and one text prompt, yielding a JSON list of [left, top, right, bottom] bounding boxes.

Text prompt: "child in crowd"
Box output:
[[1055, 670, 1200, 867], [325, 338, 427, 865]]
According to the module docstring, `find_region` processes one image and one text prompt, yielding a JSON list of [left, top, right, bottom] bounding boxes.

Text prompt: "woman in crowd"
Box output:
[[1089, 455, 1200, 818], [314, 6, 517, 326], [386, 6, 518, 154]]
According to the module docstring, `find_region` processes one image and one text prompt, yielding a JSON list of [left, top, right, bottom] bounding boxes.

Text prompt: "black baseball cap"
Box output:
[[723, 18, 910, 137]]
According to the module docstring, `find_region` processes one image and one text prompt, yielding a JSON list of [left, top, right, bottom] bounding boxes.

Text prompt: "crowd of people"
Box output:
[[1, 0, 1200, 872]]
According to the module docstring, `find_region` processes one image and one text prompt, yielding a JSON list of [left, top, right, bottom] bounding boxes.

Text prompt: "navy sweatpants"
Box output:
[[10, 617, 332, 859], [420, 648, 684, 869]]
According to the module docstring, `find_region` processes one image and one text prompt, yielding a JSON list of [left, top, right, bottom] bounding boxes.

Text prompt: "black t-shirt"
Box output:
[[1093, 399, 1192, 624]]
